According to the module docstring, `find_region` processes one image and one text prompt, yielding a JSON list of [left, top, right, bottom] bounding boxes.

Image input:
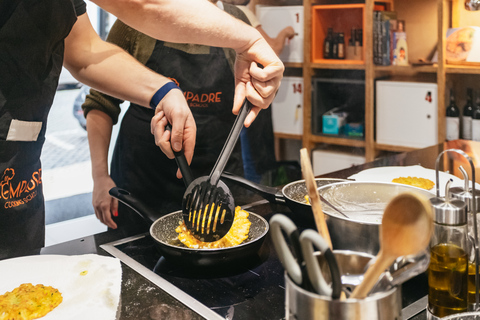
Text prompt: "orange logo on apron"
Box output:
[[1, 168, 41, 209]]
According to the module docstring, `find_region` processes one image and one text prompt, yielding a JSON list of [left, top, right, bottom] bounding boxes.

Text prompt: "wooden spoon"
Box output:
[[350, 192, 433, 299], [300, 148, 332, 249]]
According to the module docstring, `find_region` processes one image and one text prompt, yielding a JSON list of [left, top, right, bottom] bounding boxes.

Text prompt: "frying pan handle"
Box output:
[[270, 214, 305, 287], [221, 172, 285, 204], [109, 187, 158, 224], [165, 124, 194, 187], [300, 229, 342, 299]]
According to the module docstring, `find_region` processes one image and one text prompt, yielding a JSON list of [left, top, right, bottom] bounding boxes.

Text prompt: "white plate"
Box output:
[[0, 254, 121, 320], [348, 165, 476, 197]]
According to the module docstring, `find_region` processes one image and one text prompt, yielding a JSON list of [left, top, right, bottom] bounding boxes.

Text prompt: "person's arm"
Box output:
[[235, 5, 295, 56], [90, 0, 284, 123], [85, 110, 119, 229], [63, 13, 196, 163], [257, 26, 295, 56]]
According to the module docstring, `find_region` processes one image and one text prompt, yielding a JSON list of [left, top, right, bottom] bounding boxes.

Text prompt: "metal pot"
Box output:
[[317, 181, 434, 255], [286, 250, 402, 320], [222, 175, 435, 255], [109, 187, 269, 267], [221, 172, 346, 222]]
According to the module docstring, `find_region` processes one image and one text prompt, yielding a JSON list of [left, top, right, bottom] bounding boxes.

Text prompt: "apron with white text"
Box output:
[[0, 0, 77, 257]]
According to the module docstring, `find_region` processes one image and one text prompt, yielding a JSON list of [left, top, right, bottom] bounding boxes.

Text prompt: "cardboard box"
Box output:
[[322, 112, 347, 135]]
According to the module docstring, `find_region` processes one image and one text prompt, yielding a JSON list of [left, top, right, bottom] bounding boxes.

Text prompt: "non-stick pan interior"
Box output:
[[150, 210, 269, 251], [283, 178, 347, 204]]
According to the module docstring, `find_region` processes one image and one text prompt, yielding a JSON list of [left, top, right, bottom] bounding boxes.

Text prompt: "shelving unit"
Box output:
[[252, 0, 480, 163]]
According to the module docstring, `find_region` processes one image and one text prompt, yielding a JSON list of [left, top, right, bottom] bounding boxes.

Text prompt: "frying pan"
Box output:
[[109, 187, 269, 268], [220, 172, 347, 220]]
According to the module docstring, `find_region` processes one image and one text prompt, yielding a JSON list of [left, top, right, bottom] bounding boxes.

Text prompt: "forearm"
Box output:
[[64, 14, 169, 108], [86, 110, 113, 181], [91, 0, 262, 53]]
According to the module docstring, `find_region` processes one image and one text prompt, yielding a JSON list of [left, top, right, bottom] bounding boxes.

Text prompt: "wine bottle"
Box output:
[[332, 33, 339, 59], [323, 28, 334, 59], [446, 89, 460, 141], [462, 88, 474, 140], [337, 32, 345, 59], [472, 93, 480, 141]]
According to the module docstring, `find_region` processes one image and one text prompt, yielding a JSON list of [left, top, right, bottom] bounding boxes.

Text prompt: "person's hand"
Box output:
[[234, 37, 285, 127], [282, 26, 296, 41], [92, 175, 119, 229], [150, 88, 196, 179]]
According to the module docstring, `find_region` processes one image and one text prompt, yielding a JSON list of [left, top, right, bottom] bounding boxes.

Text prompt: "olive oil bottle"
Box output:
[[428, 180, 468, 319], [428, 243, 468, 317]]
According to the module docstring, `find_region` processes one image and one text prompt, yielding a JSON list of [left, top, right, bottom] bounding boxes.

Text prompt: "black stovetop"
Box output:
[[102, 201, 429, 320]]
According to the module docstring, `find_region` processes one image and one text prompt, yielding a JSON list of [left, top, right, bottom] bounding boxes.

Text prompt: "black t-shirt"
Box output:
[[0, 0, 86, 29], [74, 0, 87, 16]]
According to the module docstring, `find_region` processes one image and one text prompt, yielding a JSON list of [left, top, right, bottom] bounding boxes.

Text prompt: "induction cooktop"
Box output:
[[101, 201, 429, 320]]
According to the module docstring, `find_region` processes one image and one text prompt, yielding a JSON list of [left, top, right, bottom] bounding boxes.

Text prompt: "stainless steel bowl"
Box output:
[[317, 181, 434, 255]]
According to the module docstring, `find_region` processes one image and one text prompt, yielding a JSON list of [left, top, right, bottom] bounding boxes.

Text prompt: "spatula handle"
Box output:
[[166, 124, 194, 187], [210, 100, 252, 185]]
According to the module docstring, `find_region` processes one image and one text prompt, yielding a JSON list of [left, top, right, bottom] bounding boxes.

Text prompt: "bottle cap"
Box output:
[[430, 179, 467, 225], [450, 166, 480, 212]]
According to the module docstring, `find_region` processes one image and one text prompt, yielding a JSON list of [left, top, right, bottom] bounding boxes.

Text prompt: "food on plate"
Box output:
[[176, 206, 251, 249], [392, 176, 435, 190], [0, 283, 63, 320]]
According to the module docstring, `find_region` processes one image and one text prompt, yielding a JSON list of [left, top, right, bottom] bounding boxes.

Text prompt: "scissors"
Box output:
[[270, 214, 342, 299]]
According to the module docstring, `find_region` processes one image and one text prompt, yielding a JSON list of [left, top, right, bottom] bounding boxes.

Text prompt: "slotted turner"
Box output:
[[182, 100, 252, 242]]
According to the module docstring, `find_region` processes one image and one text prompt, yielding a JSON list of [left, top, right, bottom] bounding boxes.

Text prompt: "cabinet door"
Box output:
[[376, 81, 438, 148], [272, 77, 303, 135], [256, 5, 304, 63]]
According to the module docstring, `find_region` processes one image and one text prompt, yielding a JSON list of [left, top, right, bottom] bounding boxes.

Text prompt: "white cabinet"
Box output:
[[312, 148, 365, 176], [272, 77, 303, 135], [376, 80, 438, 148], [256, 5, 304, 63]]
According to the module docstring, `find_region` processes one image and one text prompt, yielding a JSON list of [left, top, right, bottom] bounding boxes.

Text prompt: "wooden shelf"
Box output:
[[274, 132, 302, 140], [308, 134, 366, 148], [375, 64, 438, 73], [311, 62, 365, 70], [446, 65, 480, 75], [256, 0, 477, 165], [284, 62, 303, 69], [375, 143, 418, 153]]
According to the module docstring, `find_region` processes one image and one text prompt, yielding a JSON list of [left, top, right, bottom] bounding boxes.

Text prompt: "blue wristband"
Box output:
[[149, 82, 181, 109]]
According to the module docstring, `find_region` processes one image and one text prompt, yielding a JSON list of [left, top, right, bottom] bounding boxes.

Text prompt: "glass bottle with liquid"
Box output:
[[337, 32, 345, 59], [446, 89, 460, 141], [323, 28, 334, 59], [472, 93, 480, 141], [449, 167, 480, 307], [428, 181, 469, 319], [462, 88, 474, 140]]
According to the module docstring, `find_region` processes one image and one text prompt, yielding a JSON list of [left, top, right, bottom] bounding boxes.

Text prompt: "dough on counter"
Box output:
[[0, 283, 62, 320], [392, 176, 435, 190]]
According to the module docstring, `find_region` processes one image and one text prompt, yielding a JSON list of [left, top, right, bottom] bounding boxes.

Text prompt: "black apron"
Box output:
[[0, 0, 77, 257], [110, 42, 244, 226]]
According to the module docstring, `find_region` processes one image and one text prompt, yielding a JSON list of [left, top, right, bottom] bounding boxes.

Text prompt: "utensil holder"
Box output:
[[435, 149, 479, 309], [285, 250, 402, 320]]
